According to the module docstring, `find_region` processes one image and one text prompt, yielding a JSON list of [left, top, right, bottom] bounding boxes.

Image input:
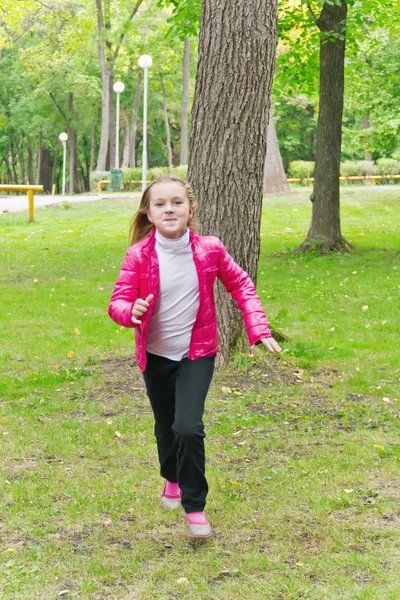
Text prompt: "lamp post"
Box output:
[[111, 81, 125, 191], [138, 54, 152, 192], [58, 132, 68, 196]]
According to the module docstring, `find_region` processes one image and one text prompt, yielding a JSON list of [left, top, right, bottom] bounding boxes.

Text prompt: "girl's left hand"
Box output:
[[260, 337, 282, 353]]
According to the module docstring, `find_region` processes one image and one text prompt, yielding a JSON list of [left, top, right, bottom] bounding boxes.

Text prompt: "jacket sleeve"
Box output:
[[108, 247, 140, 329], [216, 240, 272, 345]]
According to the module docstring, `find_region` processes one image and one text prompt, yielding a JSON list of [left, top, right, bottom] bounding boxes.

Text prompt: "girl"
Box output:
[[108, 175, 281, 539]]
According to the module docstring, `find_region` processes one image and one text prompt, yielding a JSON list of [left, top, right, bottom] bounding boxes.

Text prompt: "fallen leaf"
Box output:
[[115, 431, 122, 438], [221, 386, 232, 395], [67, 351, 74, 359]]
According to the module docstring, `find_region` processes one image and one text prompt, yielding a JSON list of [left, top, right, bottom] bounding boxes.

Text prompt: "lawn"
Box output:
[[0, 187, 399, 600]]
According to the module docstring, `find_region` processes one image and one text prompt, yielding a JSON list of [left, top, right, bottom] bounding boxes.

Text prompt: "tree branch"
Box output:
[[113, 0, 144, 62], [307, 3, 320, 29], [33, 0, 68, 21], [49, 92, 69, 123]]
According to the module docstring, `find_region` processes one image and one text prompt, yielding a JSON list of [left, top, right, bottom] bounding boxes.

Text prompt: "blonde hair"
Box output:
[[129, 175, 198, 246]]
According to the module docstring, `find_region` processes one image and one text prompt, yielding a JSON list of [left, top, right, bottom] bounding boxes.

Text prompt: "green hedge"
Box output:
[[91, 166, 189, 191]]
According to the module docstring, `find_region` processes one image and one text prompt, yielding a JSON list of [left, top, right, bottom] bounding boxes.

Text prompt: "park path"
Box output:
[[0, 192, 140, 215]]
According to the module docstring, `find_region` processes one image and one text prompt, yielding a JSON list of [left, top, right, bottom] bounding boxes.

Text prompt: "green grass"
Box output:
[[0, 187, 399, 599]]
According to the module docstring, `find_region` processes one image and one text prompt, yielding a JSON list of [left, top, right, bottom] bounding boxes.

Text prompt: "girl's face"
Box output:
[[147, 181, 193, 239]]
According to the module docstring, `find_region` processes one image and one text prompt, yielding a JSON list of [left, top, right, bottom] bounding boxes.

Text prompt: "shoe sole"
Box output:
[[187, 524, 213, 538], [187, 530, 213, 539], [161, 496, 181, 510]]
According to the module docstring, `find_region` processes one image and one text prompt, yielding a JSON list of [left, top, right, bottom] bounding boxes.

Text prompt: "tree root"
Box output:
[[294, 236, 353, 255]]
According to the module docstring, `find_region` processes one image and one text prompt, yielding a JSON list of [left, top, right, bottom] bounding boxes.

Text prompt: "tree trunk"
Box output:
[[28, 146, 34, 184], [296, 1, 350, 254], [39, 148, 52, 192], [89, 125, 96, 189], [263, 109, 290, 194], [97, 65, 112, 171], [36, 132, 42, 185], [95, 0, 144, 171], [68, 93, 76, 194], [17, 144, 26, 183], [130, 72, 143, 168], [188, 0, 278, 364], [51, 145, 58, 192], [363, 114, 372, 161], [180, 37, 190, 165], [122, 109, 130, 168], [109, 73, 116, 171], [10, 142, 18, 183], [161, 78, 173, 170]]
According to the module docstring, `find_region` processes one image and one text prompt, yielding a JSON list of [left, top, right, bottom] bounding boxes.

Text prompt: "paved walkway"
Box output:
[[0, 192, 140, 215]]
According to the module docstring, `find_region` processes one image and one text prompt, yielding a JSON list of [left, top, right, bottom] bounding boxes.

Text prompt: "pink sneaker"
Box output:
[[161, 481, 181, 510], [186, 512, 212, 538]]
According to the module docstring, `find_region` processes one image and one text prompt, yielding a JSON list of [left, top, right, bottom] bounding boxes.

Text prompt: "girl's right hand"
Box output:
[[131, 294, 154, 325]]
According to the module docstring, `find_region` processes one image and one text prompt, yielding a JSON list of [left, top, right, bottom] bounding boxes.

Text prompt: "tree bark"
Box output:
[[89, 125, 96, 189], [10, 142, 18, 183], [28, 146, 34, 184], [363, 114, 372, 161], [36, 132, 42, 185], [180, 36, 190, 165], [109, 73, 116, 171], [68, 93, 76, 193], [263, 109, 290, 194], [39, 148, 51, 192], [297, 1, 350, 254], [122, 109, 130, 168], [51, 145, 58, 192], [130, 72, 143, 168], [161, 77, 173, 170], [188, 0, 278, 364]]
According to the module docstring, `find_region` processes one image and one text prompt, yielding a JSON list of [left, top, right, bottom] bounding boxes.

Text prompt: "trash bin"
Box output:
[[110, 168, 123, 192]]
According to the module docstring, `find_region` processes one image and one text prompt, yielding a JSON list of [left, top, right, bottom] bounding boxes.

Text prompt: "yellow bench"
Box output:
[[0, 184, 44, 222]]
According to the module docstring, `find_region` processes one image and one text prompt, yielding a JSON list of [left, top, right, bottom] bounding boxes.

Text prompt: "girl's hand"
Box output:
[[260, 337, 282, 353], [131, 294, 154, 325]]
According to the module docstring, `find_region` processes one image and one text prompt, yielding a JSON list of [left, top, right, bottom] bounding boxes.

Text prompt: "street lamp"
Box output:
[[58, 132, 68, 196], [111, 81, 125, 192], [138, 54, 152, 192], [113, 81, 125, 170]]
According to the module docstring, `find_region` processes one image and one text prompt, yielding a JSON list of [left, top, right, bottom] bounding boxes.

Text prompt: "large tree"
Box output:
[[296, 0, 349, 253], [188, 0, 278, 362]]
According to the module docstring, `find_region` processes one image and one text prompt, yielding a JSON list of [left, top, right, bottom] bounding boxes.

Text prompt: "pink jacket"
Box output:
[[108, 229, 272, 372]]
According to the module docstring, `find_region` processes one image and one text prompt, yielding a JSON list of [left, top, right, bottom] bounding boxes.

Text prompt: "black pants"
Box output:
[[143, 352, 215, 514]]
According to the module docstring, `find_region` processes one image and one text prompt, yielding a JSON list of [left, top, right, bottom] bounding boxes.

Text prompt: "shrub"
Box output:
[[340, 161, 376, 177], [288, 161, 315, 180], [171, 165, 188, 180], [90, 170, 110, 190], [375, 158, 400, 176], [122, 168, 142, 182]]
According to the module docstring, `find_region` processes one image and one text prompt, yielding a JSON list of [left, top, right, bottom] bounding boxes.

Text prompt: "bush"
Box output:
[[340, 161, 376, 177], [375, 158, 400, 176], [90, 170, 110, 189], [288, 161, 315, 180], [171, 165, 188, 180], [122, 168, 142, 182]]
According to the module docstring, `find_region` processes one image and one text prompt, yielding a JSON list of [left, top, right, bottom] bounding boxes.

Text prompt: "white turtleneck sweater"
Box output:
[[146, 229, 200, 361]]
